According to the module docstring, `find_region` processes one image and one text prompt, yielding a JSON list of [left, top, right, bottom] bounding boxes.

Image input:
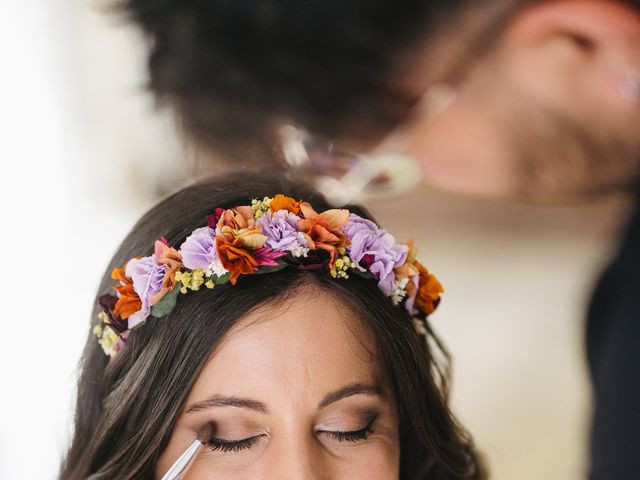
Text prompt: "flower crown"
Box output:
[[94, 195, 443, 358]]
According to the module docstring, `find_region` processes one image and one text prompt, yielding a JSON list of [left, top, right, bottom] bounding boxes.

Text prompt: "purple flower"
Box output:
[[256, 210, 309, 257], [343, 214, 409, 296], [404, 274, 420, 316], [125, 255, 167, 328], [180, 227, 219, 270]]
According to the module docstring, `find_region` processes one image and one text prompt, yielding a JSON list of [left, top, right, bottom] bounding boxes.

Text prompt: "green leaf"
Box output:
[[150, 286, 181, 318], [213, 273, 231, 285]]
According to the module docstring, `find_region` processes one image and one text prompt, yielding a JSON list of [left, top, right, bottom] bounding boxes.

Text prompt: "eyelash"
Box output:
[[206, 435, 262, 453], [205, 416, 377, 453], [322, 417, 376, 443]]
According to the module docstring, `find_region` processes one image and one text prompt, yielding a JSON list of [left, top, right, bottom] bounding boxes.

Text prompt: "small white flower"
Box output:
[[390, 277, 410, 306], [206, 259, 229, 278], [290, 246, 310, 258]]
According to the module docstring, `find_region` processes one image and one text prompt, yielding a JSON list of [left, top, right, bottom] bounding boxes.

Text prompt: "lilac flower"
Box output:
[[180, 227, 219, 269], [256, 210, 309, 257], [343, 214, 409, 296], [125, 255, 167, 328], [403, 274, 421, 316]]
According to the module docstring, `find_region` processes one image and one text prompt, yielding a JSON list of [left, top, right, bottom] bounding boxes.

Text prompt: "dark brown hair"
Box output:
[[114, 0, 529, 155], [60, 172, 484, 479], [117, 0, 640, 157]]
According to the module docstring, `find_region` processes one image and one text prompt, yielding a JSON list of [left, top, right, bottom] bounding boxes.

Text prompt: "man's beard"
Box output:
[[501, 94, 640, 202]]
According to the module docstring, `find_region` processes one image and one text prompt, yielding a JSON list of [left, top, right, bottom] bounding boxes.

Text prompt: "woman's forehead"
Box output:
[[186, 287, 384, 407]]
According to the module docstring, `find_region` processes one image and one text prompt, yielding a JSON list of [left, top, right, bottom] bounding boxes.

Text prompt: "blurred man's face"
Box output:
[[382, 1, 640, 200]]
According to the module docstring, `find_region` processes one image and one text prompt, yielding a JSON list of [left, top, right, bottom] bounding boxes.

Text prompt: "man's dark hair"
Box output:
[[119, 0, 639, 156], [119, 0, 492, 154]]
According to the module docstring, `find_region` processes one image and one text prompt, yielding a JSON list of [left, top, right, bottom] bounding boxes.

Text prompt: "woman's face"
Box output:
[[156, 286, 400, 479]]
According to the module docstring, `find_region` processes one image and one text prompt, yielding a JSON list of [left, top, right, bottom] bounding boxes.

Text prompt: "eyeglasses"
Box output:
[[280, 84, 458, 205], [280, 125, 424, 206]]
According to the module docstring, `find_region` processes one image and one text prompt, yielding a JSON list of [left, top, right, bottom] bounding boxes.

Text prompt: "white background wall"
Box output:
[[0, 1, 632, 479]]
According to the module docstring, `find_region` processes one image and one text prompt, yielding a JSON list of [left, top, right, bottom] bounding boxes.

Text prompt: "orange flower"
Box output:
[[151, 240, 184, 305], [111, 265, 142, 320], [414, 262, 444, 315], [217, 206, 256, 231], [297, 202, 350, 268], [216, 236, 258, 285], [270, 194, 301, 215], [217, 206, 267, 249]]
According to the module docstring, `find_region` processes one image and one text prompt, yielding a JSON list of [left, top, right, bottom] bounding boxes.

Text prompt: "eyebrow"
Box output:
[[186, 396, 269, 415], [186, 383, 385, 415], [318, 383, 385, 409]]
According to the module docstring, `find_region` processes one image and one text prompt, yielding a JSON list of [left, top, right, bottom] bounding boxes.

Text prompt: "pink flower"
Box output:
[[253, 247, 287, 267]]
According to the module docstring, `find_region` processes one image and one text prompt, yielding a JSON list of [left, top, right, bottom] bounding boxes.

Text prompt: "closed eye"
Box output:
[[318, 416, 376, 443], [206, 434, 264, 453]]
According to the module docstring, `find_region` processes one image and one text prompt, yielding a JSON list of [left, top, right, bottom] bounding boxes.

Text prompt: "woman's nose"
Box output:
[[266, 433, 329, 480]]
